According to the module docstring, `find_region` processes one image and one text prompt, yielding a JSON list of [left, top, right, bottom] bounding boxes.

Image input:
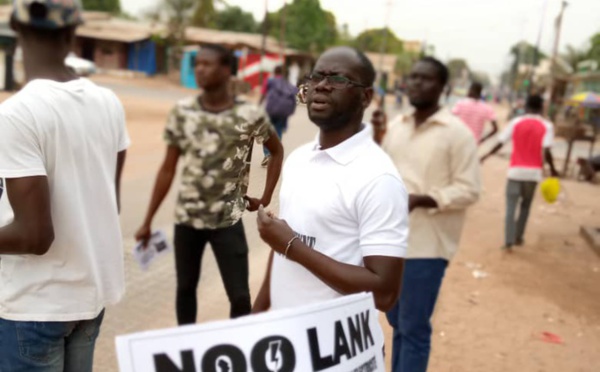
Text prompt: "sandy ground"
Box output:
[[1, 75, 599, 371]]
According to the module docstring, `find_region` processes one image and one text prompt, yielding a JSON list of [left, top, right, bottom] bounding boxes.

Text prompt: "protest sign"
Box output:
[[116, 293, 384, 372]]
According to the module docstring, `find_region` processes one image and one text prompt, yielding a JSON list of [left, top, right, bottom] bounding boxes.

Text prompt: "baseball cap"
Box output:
[[12, 0, 84, 29]]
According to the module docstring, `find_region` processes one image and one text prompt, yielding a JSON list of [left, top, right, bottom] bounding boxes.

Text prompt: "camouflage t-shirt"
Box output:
[[164, 97, 272, 230]]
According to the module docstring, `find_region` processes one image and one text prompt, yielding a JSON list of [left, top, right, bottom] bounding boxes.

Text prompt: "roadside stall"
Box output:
[[560, 92, 600, 176]]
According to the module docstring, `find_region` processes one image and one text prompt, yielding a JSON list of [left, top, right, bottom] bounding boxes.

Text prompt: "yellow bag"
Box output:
[[540, 177, 561, 203]]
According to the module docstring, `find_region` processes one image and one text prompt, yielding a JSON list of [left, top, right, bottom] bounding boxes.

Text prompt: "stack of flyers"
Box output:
[[132, 230, 172, 271]]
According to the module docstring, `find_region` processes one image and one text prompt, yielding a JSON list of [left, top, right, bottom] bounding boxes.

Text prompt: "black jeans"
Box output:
[[174, 221, 251, 325]]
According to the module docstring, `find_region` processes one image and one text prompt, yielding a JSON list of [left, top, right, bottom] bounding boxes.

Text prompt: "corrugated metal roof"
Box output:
[[77, 15, 164, 43], [0, 5, 307, 56], [185, 27, 281, 52], [77, 21, 157, 43], [0, 6, 161, 43]]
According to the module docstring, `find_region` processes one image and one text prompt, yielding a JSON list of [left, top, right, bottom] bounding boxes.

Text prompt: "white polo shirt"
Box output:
[[270, 125, 409, 310]]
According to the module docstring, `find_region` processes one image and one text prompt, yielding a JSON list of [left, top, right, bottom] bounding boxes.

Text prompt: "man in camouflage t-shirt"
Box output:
[[136, 44, 284, 325]]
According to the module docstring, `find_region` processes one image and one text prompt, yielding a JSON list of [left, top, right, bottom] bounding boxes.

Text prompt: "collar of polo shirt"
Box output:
[[312, 124, 372, 166]]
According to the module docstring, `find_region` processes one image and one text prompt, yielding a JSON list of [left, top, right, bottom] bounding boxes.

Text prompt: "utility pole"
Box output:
[[279, 0, 287, 75], [378, 0, 393, 72], [259, 0, 269, 87], [528, 0, 550, 93], [549, 1, 568, 118], [551, 2, 568, 84], [378, 0, 393, 110], [512, 16, 528, 94]]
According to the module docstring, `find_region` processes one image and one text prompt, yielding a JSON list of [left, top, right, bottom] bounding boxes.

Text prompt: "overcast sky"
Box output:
[[122, 0, 600, 77]]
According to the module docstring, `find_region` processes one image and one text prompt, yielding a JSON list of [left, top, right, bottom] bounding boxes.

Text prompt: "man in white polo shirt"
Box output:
[[253, 47, 409, 313]]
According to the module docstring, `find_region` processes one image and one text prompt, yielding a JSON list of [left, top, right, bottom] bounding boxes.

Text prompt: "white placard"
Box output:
[[116, 293, 384, 372], [132, 230, 171, 271]]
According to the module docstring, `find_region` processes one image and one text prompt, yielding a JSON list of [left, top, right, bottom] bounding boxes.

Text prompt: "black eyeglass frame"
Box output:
[[306, 72, 368, 89]]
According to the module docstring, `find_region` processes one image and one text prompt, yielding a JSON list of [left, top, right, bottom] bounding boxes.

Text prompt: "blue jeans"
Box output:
[[386, 259, 448, 372], [263, 115, 287, 156], [0, 310, 105, 372]]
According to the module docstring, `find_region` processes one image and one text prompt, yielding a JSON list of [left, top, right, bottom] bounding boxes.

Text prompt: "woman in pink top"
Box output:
[[452, 82, 498, 144]]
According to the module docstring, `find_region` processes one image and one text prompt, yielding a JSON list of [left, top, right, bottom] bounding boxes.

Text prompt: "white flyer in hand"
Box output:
[[133, 230, 171, 271]]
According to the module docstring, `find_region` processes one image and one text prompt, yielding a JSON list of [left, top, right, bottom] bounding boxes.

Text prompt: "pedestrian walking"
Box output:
[[0, 1, 129, 370], [135, 44, 283, 325], [253, 47, 408, 314], [452, 82, 499, 144], [372, 57, 481, 372], [481, 95, 559, 250], [259, 65, 298, 167], [394, 80, 404, 108]]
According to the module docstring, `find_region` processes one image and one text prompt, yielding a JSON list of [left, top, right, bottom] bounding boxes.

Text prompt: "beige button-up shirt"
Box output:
[[382, 107, 481, 260]]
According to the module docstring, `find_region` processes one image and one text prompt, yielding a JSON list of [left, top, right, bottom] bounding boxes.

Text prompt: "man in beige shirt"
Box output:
[[373, 57, 481, 372]]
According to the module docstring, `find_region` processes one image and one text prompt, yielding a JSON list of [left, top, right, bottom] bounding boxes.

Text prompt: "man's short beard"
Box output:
[[410, 99, 439, 110], [310, 106, 361, 132]]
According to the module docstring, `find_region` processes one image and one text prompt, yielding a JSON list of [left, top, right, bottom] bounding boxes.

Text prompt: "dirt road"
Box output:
[[5, 76, 599, 371], [100, 76, 600, 372]]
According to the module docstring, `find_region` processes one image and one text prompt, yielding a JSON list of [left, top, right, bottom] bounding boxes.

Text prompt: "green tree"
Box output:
[[265, 0, 338, 53], [506, 41, 545, 90], [336, 23, 353, 46], [191, 0, 226, 28], [510, 41, 546, 71], [82, 0, 120, 13], [146, 0, 195, 71], [471, 71, 491, 86], [394, 52, 419, 77], [447, 58, 470, 81], [588, 32, 600, 63], [563, 44, 588, 71], [354, 28, 404, 54], [500, 70, 512, 86], [213, 6, 258, 33]]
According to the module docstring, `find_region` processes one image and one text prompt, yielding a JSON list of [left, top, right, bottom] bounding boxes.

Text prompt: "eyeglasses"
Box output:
[[307, 73, 367, 89]]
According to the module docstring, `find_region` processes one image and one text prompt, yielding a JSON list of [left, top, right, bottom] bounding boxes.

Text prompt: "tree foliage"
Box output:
[[510, 41, 546, 70], [394, 52, 419, 76], [335, 23, 353, 46], [447, 58, 470, 81], [588, 33, 600, 63], [147, 0, 195, 69], [354, 28, 404, 54], [213, 6, 258, 33], [82, 0, 120, 13], [191, 0, 221, 28], [563, 44, 588, 71], [265, 0, 338, 53], [471, 71, 491, 86]]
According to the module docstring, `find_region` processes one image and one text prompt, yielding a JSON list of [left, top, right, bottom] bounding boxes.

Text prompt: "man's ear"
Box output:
[[362, 87, 374, 109]]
